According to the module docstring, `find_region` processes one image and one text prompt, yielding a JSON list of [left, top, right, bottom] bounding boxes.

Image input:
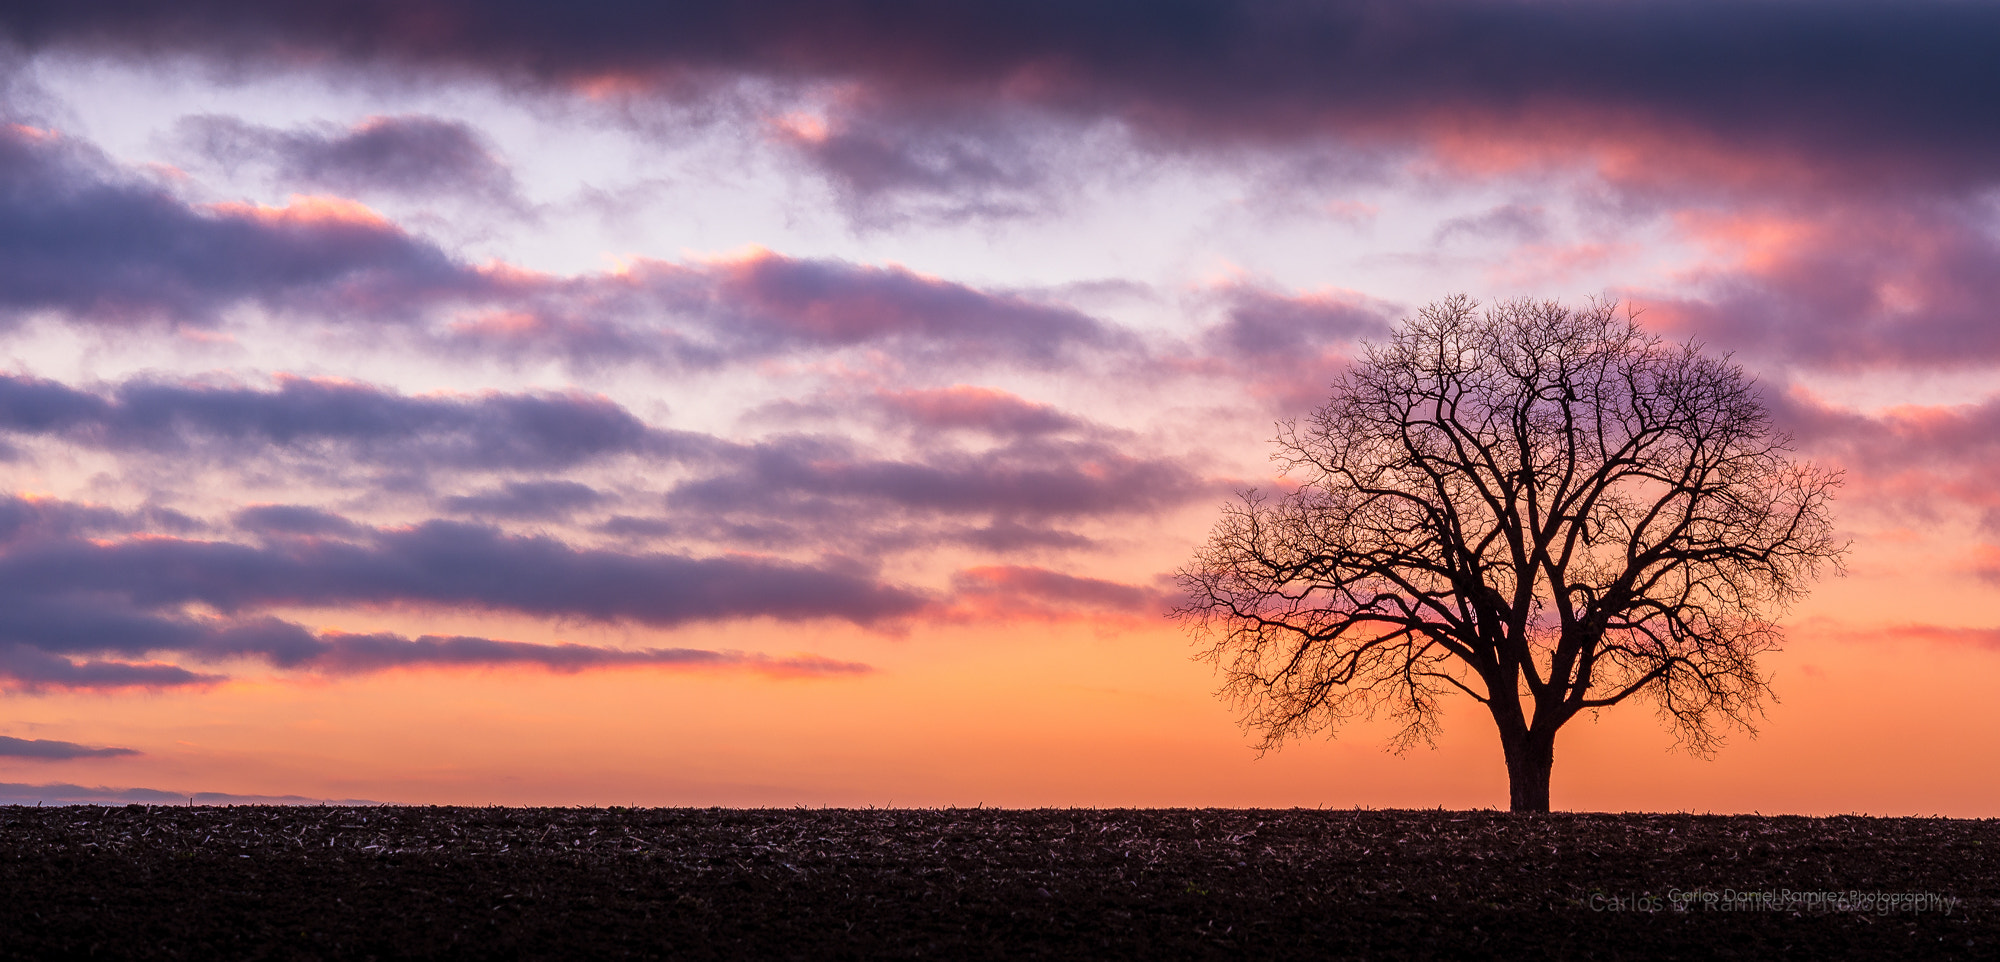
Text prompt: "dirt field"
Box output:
[[2, 806, 1994, 959]]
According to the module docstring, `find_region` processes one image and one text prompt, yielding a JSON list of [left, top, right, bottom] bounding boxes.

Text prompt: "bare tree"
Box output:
[[1176, 296, 1843, 812]]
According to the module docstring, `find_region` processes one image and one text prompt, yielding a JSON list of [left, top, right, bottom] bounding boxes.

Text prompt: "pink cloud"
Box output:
[[1767, 388, 2000, 527], [1644, 202, 2000, 368], [874, 385, 1079, 436], [935, 565, 1172, 626]]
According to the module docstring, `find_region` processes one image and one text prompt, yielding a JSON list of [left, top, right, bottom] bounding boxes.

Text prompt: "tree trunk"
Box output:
[[1498, 726, 1556, 813]]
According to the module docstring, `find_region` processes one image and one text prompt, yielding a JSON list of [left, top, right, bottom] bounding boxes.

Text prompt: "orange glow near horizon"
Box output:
[[10, 612, 1998, 814], [6, 509, 1997, 815]]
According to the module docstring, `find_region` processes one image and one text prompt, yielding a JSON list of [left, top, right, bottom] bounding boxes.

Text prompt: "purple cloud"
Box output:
[[1432, 204, 1551, 245], [0, 492, 131, 543], [872, 385, 1081, 437], [178, 113, 521, 202], [0, 494, 891, 689], [950, 565, 1168, 616], [587, 384, 1217, 553], [0, 372, 663, 470], [233, 504, 367, 538], [274, 632, 869, 677], [0, 124, 471, 325], [0, 735, 140, 759], [0, 621, 869, 691], [0, 518, 929, 632], [1648, 202, 2000, 369], [2, 125, 1128, 369], [698, 249, 1131, 362], [1185, 284, 1394, 412], [1766, 387, 2000, 530], [0, 782, 382, 805], [0, 645, 222, 690], [0, 483, 1217, 690], [770, 106, 1064, 221], [189, 623, 870, 678], [1, 370, 1212, 557], [441, 480, 606, 519], [458, 249, 1132, 369], [8, 1, 1998, 192], [665, 432, 1210, 533], [1202, 285, 1392, 360]]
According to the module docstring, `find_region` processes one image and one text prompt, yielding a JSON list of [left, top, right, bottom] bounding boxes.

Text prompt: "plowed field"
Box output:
[[3, 806, 1994, 959]]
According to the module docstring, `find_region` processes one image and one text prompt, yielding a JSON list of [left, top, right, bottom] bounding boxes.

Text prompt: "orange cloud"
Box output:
[[207, 194, 395, 230]]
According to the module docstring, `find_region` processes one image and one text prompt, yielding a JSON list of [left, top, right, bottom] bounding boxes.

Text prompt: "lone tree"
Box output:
[[1176, 296, 1842, 812]]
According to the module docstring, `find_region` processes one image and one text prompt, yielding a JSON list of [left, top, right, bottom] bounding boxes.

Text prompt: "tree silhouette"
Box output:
[[1176, 296, 1843, 812]]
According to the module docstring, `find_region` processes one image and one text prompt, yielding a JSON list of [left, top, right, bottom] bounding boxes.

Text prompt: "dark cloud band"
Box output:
[[0, 371, 661, 470], [7, 2, 1998, 187], [0, 518, 930, 633]]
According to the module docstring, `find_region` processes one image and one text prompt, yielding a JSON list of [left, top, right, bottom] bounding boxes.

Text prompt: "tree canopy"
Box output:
[[1176, 296, 1843, 812]]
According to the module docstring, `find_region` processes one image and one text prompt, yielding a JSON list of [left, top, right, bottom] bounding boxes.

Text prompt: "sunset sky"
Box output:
[[2, 1, 1998, 814]]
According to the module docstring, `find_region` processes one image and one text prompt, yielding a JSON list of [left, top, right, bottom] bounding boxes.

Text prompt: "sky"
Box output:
[[1, 0, 1998, 813]]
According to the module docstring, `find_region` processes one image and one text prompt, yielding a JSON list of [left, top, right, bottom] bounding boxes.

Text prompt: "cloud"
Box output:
[[939, 564, 1172, 624], [764, 100, 1124, 223], [419, 249, 1136, 369], [0, 782, 382, 805], [1647, 202, 2000, 369], [0, 516, 931, 637], [1432, 204, 1550, 245], [177, 113, 522, 204], [0, 495, 891, 689], [1774, 390, 2000, 465], [0, 492, 133, 543], [1186, 283, 1394, 411], [2, 368, 1212, 558], [9, 1, 2000, 194], [1202, 284, 1392, 360], [664, 432, 1210, 541], [233, 503, 367, 538], [1766, 388, 2000, 530], [0, 372, 663, 471], [954, 564, 1166, 612], [441, 480, 606, 519], [195, 625, 871, 678], [0, 645, 223, 690], [599, 381, 1217, 554], [695, 248, 1131, 362], [2, 124, 1130, 370], [0, 735, 140, 759], [0, 123, 470, 325], [873, 385, 1081, 437], [0, 622, 870, 691]]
